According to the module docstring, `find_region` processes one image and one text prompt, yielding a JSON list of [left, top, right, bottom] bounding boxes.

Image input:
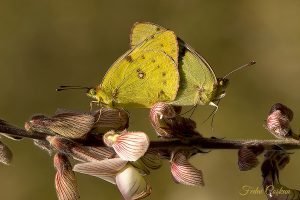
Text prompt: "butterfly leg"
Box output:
[[89, 101, 99, 112]]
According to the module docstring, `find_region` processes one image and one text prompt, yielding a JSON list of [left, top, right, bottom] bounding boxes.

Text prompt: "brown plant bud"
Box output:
[[103, 130, 149, 161], [150, 102, 199, 138], [54, 153, 79, 200], [260, 149, 298, 199], [266, 103, 298, 140], [48, 136, 114, 162], [264, 149, 290, 171], [25, 112, 95, 139], [170, 151, 204, 186], [238, 145, 264, 171], [92, 108, 129, 133], [0, 141, 13, 165], [261, 149, 290, 186]]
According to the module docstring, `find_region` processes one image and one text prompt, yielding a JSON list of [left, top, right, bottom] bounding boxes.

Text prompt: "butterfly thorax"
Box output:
[[195, 78, 229, 105]]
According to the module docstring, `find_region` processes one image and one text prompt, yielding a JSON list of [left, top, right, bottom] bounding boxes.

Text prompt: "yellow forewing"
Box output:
[[98, 30, 179, 108]]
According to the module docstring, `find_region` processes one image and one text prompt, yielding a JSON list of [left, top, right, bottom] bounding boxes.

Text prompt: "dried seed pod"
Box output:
[[48, 136, 113, 162], [170, 151, 204, 186], [103, 130, 149, 161], [54, 153, 79, 200], [0, 141, 13, 165], [238, 145, 264, 171], [150, 102, 199, 138], [266, 103, 299, 140], [92, 108, 129, 133], [25, 112, 95, 139]]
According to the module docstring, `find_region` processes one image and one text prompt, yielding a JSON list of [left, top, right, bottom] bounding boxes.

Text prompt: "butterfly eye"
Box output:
[[88, 89, 96, 96]]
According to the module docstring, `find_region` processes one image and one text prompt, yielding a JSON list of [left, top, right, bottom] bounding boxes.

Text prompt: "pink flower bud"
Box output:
[[26, 112, 95, 139], [266, 103, 298, 140], [170, 151, 204, 186], [54, 153, 79, 200], [92, 108, 129, 133], [48, 136, 114, 162], [150, 103, 199, 138], [0, 141, 12, 165], [238, 145, 264, 171]]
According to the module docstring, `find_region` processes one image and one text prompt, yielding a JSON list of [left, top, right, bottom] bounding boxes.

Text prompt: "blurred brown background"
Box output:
[[1, 0, 300, 199]]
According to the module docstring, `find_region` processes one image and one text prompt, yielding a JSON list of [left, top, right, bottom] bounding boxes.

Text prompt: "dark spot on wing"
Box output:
[[162, 72, 166, 77], [163, 80, 167, 85], [150, 35, 155, 39], [137, 69, 145, 79], [125, 55, 133, 63], [157, 65, 160, 68], [158, 90, 166, 98], [160, 44, 164, 47], [141, 55, 145, 59], [151, 59, 156, 63], [156, 27, 161, 31]]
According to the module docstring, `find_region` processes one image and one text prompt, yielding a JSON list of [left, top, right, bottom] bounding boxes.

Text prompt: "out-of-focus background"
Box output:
[[1, 1, 300, 200]]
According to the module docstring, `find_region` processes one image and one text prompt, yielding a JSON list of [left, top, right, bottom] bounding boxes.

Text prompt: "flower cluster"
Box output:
[[1, 102, 300, 200]]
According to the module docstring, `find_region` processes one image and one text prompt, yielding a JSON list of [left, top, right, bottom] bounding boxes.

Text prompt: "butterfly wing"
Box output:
[[130, 22, 218, 106], [100, 30, 179, 108], [130, 22, 166, 48]]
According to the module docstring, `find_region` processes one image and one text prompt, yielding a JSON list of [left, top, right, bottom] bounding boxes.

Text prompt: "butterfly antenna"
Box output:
[[223, 61, 256, 79], [56, 85, 91, 92]]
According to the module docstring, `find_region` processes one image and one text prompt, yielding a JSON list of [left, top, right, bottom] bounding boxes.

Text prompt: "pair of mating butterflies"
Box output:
[[60, 22, 253, 109]]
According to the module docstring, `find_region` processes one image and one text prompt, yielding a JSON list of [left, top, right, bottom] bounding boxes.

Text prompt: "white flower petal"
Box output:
[[116, 165, 151, 200], [73, 158, 127, 184], [104, 131, 149, 161]]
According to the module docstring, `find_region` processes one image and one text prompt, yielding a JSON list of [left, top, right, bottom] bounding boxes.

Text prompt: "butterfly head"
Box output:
[[214, 78, 229, 101], [87, 87, 112, 107]]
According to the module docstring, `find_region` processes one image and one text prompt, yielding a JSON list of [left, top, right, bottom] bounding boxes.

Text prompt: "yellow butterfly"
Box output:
[[59, 29, 180, 108]]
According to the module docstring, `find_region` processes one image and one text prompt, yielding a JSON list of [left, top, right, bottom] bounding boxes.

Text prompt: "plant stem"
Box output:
[[1, 120, 300, 151]]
